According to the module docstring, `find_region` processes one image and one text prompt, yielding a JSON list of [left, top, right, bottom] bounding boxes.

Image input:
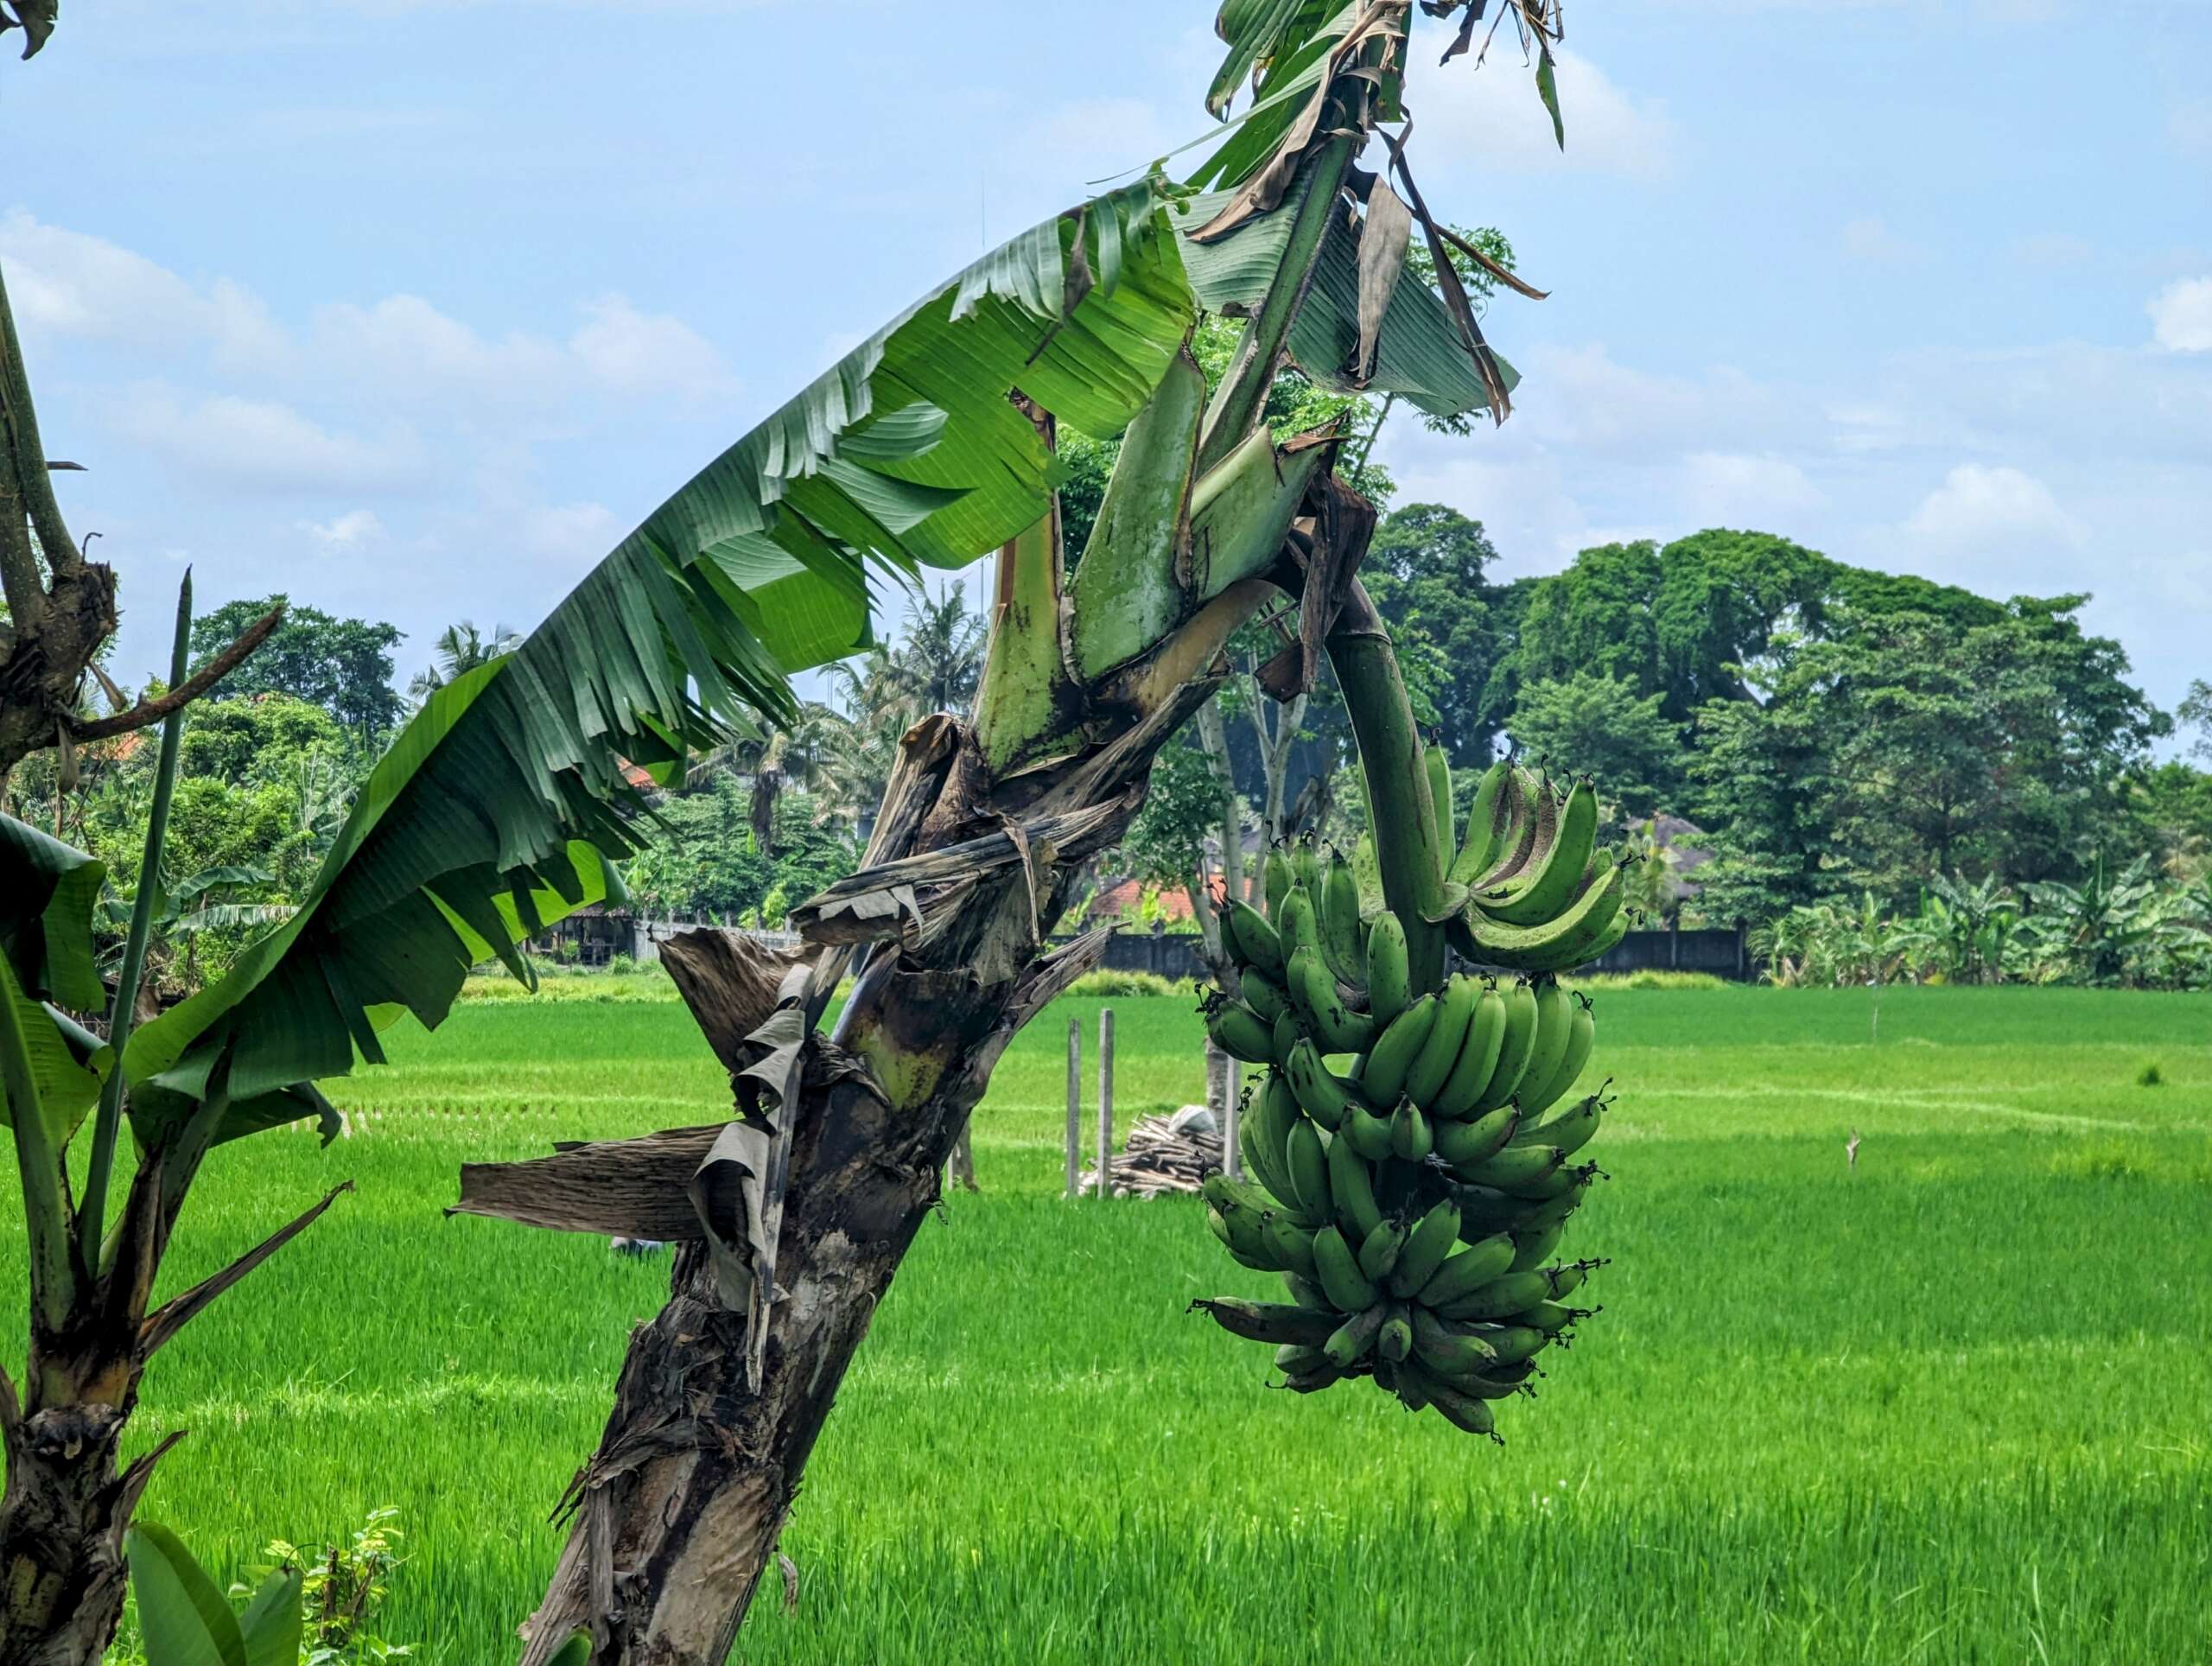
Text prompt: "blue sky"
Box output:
[[7, 0, 2208, 728]]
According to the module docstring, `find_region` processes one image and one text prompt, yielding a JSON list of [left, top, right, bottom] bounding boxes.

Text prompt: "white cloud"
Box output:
[[567, 296, 733, 403], [0, 213, 289, 370], [1404, 46, 1678, 180], [111, 385, 428, 496], [1900, 464, 2081, 560], [298, 508, 385, 548], [1679, 452, 1825, 524], [518, 499, 620, 560], [1842, 215, 1917, 263], [2148, 277, 2212, 352]]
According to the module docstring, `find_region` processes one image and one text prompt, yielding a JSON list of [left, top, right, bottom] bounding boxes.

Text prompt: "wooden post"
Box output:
[[1096, 1008, 1115, 1201], [1224, 1064, 1242, 1180], [1065, 1016, 1081, 1199]]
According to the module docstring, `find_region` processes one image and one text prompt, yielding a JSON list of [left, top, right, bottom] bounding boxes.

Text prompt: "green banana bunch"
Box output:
[[1196, 752, 1630, 1438]]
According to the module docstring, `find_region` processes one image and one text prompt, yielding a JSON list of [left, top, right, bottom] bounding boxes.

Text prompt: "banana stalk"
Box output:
[[1327, 582, 1448, 993]]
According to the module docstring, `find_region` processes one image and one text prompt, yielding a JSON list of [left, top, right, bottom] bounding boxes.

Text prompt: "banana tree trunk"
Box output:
[[0, 1321, 183, 1666]]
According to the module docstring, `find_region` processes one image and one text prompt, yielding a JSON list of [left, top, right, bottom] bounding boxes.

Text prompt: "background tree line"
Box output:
[[14, 474, 2210, 995]]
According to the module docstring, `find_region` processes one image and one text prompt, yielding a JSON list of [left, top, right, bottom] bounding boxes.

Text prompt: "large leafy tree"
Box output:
[[1363, 502, 1507, 764], [187, 595, 405, 752], [1506, 668, 1681, 817]]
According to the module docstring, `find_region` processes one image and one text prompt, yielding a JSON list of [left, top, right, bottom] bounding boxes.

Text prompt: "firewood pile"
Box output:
[[1077, 1105, 1223, 1198]]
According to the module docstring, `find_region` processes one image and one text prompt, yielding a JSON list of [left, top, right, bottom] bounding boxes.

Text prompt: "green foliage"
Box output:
[[121, 1523, 303, 1666], [1504, 671, 1681, 817], [1363, 503, 1506, 765], [1750, 859, 2209, 989], [188, 598, 405, 752], [623, 779, 856, 925], [1060, 970, 1180, 998], [1117, 727, 1230, 893]]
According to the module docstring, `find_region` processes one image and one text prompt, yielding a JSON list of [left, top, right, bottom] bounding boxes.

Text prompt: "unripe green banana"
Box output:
[[1414, 1230, 1516, 1309], [1311, 1224, 1380, 1313], [1412, 1324, 1506, 1383], [1285, 1038, 1355, 1131], [1434, 1264, 1571, 1322], [1513, 1167, 1598, 1230], [1507, 1219, 1567, 1273], [1359, 992, 1435, 1106], [1291, 839, 1320, 899], [1406, 973, 1478, 1110], [1270, 1010, 1302, 1067], [1519, 992, 1594, 1115], [1281, 1361, 1351, 1394], [1261, 1212, 1319, 1279], [1410, 1305, 1498, 1364], [1357, 1218, 1406, 1282], [1241, 1072, 1305, 1215], [1285, 1118, 1332, 1221], [1205, 1207, 1272, 1269], [1263, 846, 1292, 919], [1516, 1300, 1587, 1335], [1226, 900, 1285, 980], [1467, 979, 1539, 1114], [1459, 860, 1626, 973], [1278, 883, 1319, 957], [1378, 1300, 1414, 1364], [1210, 1199, 1281, 1269], [1319, 852, 1366, 989], [1323, 1300, 1387, 1368], [1471, 767, 1538, 889], [1388, 1198, 1462, 1298], [1515, 1090, 1604, 1158], [1340, 1097, 1395, 1162], [1282, 1271, 1332, 1311], [1477, 777, 1599, 926], [1434, 1101, 1519, 1170], [1456, 1140, 1565, 1192], [1513, 978, 1573, 1111], [1327, 1133, 1383, 1242], [1433, 985, 1507, 1119], [1191, 1298, 1340, 1346], [1239, 966, 1291, 1026], [1426, 742, 1454, 876], [1389, 1100, 1433, 1162], [1449, 760, 1515, 885], [1200, 1171, 1281, 1219], [1541, 1261, 1596, 1302], [1363, 912, 1411, 1025], [1476, 1325, 1548, 1365], [1503, 1154, 1590, 1201], [1206, 1000, 1274, 1064], [1404, 1364, 1497, 1437], [1286, 943, 1375, 1054], [1275, 1343, 1330, 1376]]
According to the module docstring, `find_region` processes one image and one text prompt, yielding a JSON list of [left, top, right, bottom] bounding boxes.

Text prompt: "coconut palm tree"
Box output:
[[406, 620, 519, 702]]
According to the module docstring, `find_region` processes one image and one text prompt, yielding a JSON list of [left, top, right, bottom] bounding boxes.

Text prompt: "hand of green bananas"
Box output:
[[1195, 831, 1615, 1440]]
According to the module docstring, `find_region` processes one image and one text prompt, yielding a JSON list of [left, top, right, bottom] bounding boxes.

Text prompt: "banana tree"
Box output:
[[437, 5, 1566, 1659], [0, 2, 1562, 1660]]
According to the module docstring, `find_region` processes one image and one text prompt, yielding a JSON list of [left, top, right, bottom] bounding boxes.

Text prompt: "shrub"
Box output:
[[1063, 970, 1182, 999], [2137, 1060, 2164, 1087]]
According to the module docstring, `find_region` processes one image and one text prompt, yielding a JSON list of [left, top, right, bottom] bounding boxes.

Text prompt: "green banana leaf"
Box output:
[[126, 1523, 248, 1666], [1175, 172, 1517, 419], [126, 1523, 303, 1666], [0, 811, 108, 1010], [124, 177, 1198, 1142]]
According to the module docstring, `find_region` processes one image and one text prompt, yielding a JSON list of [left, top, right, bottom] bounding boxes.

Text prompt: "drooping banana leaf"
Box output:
[[1175, 172, 1516, 419], [123, 177, 1198, 1145]]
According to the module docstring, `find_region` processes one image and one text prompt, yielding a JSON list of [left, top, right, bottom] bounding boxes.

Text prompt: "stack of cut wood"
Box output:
[[1078, 1105, 1223, 1198]]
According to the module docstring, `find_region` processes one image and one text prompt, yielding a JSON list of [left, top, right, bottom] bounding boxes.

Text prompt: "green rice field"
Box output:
[[9, 985, 2209, 1663]]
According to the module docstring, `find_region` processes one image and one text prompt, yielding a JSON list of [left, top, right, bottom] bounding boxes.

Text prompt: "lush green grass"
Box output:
[[5, 987, 2209, 1663]]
